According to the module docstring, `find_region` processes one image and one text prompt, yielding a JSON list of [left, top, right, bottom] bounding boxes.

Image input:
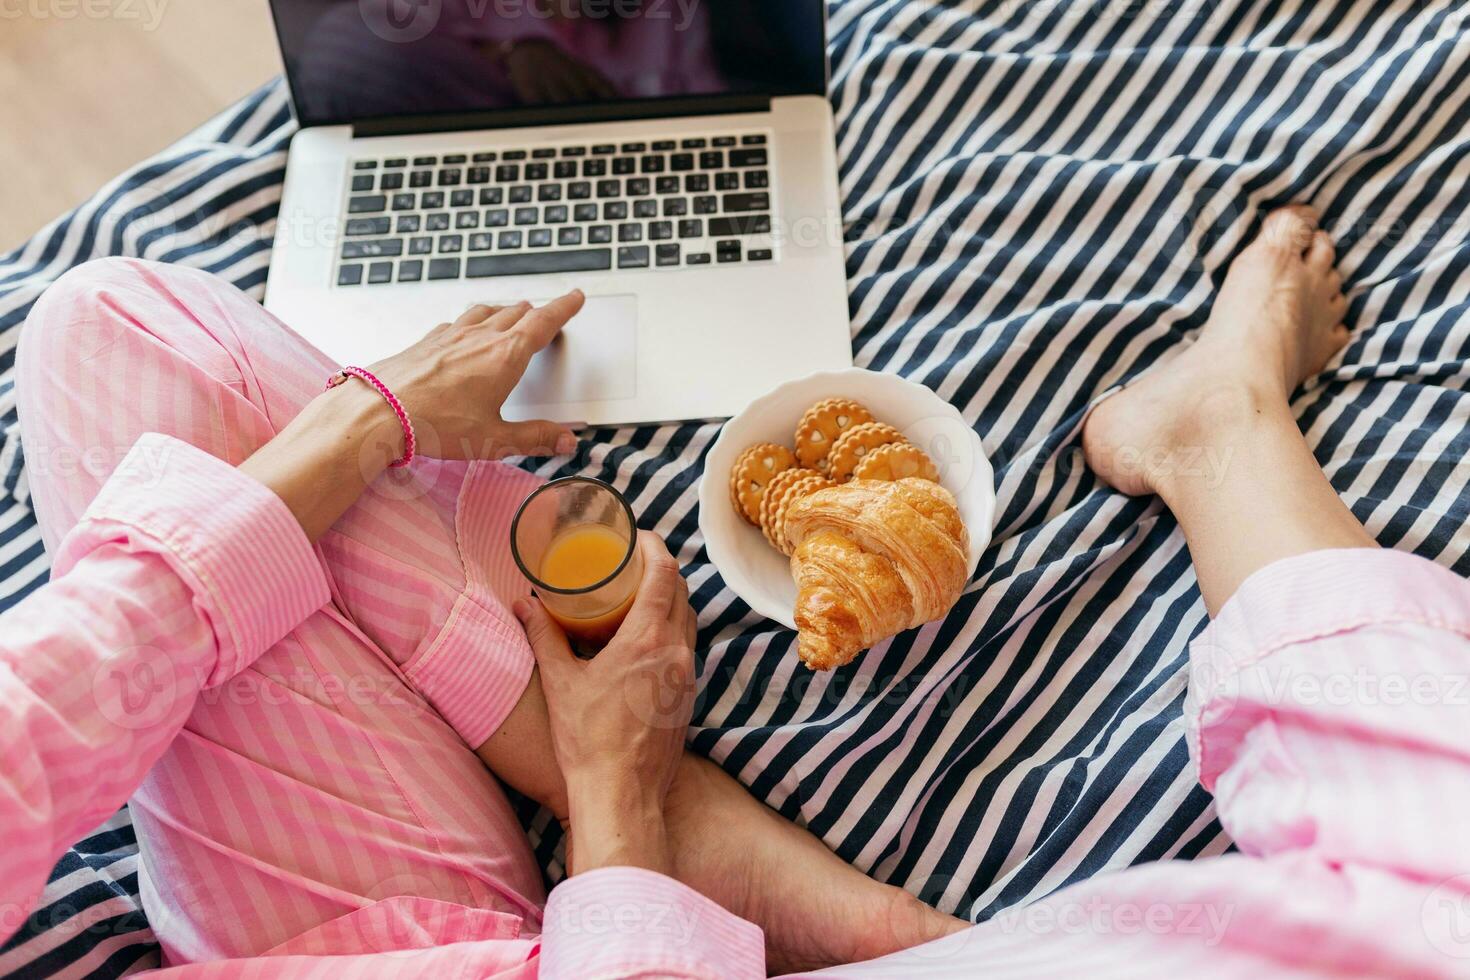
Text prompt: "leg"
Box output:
[[1084, 204, 1372, 613], [18, 259, 548, 961]]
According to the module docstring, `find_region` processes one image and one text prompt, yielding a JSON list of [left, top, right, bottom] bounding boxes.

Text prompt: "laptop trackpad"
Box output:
[[505, 294, 638, 412]]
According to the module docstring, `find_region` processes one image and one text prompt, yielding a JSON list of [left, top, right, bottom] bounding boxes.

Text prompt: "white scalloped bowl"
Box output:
[[698, 368, 996, 629]]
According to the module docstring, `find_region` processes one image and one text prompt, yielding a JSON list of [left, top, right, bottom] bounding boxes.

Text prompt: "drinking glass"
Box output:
[[511, 477, 643, 652]]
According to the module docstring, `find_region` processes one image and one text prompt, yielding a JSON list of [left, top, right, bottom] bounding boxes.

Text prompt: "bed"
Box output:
[[4, 1, 1469, 975]]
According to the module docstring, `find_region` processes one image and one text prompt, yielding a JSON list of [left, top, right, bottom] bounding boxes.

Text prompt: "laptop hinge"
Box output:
[[352, 95, 775, 139]]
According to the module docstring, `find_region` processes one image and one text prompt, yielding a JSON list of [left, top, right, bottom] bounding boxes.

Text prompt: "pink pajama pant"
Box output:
[[17, 258, 549, 964]]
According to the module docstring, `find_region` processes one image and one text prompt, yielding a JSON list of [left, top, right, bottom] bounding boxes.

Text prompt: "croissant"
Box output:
[[783, 478, 969, 670]]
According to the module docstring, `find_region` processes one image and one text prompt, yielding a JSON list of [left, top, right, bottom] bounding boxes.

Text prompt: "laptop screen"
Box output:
[[271, 0, 827, 129]]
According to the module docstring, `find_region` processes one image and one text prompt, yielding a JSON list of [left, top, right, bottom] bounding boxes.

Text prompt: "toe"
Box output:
[[1306, 229, 1336, 271], [1260, 205, 1320, 255]]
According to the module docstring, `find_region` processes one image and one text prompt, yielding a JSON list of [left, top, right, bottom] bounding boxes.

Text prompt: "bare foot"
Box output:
[[665, 755, 968, 973], [1084, 205, 1351, 497]]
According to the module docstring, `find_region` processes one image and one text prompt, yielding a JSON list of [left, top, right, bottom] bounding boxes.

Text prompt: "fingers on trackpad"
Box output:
[[507, 294, 638, 409]]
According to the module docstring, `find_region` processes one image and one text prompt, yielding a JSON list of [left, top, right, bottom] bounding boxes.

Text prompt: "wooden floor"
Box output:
[[0, 1, 282, 252]]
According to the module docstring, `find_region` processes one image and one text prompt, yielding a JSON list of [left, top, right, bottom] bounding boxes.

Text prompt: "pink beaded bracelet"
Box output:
[[324, 366, 417, 468]]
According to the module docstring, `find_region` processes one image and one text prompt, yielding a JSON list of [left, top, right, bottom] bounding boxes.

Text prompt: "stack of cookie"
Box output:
[[728, 398, 941, 555]]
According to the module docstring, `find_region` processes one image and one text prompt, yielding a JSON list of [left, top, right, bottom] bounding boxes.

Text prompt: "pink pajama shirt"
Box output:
[[3, 257, 1470, 977]]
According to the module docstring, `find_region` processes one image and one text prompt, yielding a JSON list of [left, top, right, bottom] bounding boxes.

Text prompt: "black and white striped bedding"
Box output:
[[5, 1, 1470, 975]]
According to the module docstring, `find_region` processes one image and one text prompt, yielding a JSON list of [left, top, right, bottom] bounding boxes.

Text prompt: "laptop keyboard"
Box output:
[[336, 133, 775, 287]]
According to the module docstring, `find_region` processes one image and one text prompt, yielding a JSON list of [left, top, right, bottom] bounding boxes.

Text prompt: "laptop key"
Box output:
[[426, 213, 450, 231], [693, 195, 719, 215], [421, 191, 445, 209], [472, 151, 497, 163], [681, 138, 707, 149], [498, 231, 523, 249], [439, 235, 464, 253], [544, 205, 569, 223], [466, 249, 613, 278], [502, 150, 527, 161], [597, 179, 622, 198], [428, 258, 461, 280], [532, 148, 556, 159], [438, 169, 462, 186], [396, 215, 421, 233], [649, 221, 673, 241], [723, 192, 770, 213], [554, 161, 578, 179], [368, 262, 394, 284], [742, 134, 768, 145], [560, 145, 586, 157], [346, 217, 391, 236], [380, 172, 404, 190], [568, 181, 592, 200], [497, 165, 521, 182], [604, 201, 629, 220], [525, 163, 549, 181], [398, 259, 424, 282], [582, 158, 607, 177], [538, 184, 562, 202], [663, 197, 688, 217], [409, 236, 433, 255], [384, 158, 408, 168], [744, 170, 770, 189], [640, 155, 665, 174], [730, 148, 768, 167], [352, 175, 375, 192], [589, 224, 613, 244], [485, 208, 510, 227], [699, 151, 724, 169], [686, 252, 712, 265], [348, 195, 387, 214], [656, 243, 681, 266], [748, 249, 774, 261], [618, 245, 651, 268], [612, 157, 637, 175], [456, 212, 479, 229], [652, 140, 676, 151], [619, 223, 643, 242], [558, 227, 583, 246], [444, 154, 467, 164], [656, 176, 680, 195], [479, 187, 504, 205], [685, 173, 710, 193], [515, 207, 539, 225], [574, 203, 599, 222], [712, 136, 736, 147], [410, 170, 433, 188], [469, 233, 494, 251], [337, 263, 364, 285], [670, 153, 695, 172], [413, 155, 438, 166], [634, 200, 658, 218], [621, 142, 646, 153], [715, 172, 740, 191], [678, 218, 703, 238], [342, 238, 403, 259], [509, 186, 533, 204], [593, 143, 617, 155], [528, 229, 553, 248], [353, 160, 377, 171], [451, 189, 474, 207], [709, 214, 772, 237], [717, 239, 743, 262]]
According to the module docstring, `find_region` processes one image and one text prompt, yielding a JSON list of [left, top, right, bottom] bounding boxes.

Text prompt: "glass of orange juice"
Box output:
[[511, 477, 643, 653]]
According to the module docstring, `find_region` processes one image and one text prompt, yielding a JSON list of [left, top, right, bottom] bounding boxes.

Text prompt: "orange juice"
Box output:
[[538, 525, 637, 647]]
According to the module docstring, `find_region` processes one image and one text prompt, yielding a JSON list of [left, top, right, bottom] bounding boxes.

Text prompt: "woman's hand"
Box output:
[[241, 292, 585, 542], [514, 531, 698, 877], [367, 291, 585, 462]]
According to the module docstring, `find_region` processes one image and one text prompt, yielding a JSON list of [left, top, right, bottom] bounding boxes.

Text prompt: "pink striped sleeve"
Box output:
[[0, 435, 329, 940], [1187, 547, 1470, 875], [540, 868, 766, 979]]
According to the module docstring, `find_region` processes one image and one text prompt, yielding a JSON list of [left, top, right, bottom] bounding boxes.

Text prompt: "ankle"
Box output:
[[1145, 380, 1279, 499]]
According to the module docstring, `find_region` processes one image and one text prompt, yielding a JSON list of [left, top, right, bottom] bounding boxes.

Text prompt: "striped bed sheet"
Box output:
[[4, 1, 1470, 976]]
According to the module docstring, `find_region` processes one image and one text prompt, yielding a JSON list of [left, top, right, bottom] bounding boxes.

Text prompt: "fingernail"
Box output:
[[555, 432, 578, 455]]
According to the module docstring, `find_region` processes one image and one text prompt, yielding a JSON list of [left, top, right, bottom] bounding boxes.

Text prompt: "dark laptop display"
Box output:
[[271, 0, 826, 129]]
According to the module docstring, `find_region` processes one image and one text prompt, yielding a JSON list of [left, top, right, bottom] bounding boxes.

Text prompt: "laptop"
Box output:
[[263, 0, 852, 426]]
